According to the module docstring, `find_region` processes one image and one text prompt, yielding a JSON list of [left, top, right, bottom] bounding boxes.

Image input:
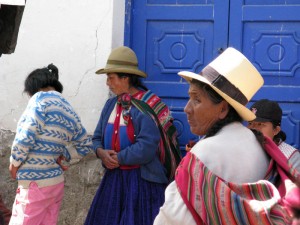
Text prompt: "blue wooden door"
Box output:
[[125, 0, 300, 152], [229, 0, 300, 148], [125, 0, 230, 154]]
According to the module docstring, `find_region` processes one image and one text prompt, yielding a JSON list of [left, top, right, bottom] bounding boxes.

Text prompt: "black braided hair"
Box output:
[[274, 129, 286, 146]]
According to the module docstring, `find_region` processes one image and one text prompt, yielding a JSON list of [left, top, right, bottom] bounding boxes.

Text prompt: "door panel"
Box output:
[[125, 0, 300, 151], [125, 0, 229, 152], [230, 0, 300, 148]]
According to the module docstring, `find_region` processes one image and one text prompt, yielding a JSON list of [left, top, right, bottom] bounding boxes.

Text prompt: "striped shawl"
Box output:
[[176, 136, 300, 225], [131, 90, 181, 182]]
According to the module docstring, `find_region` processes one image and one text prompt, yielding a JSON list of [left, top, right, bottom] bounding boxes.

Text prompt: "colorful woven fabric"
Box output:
[[85, 92, 168, 225], [111, 90, 181, 182], [176, 136, 300, 225], [131, 90, 181, 182]]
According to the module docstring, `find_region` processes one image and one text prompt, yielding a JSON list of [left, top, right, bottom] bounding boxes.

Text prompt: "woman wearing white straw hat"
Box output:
[[84, 46, 181, 225], [154, 47, 300, 225]]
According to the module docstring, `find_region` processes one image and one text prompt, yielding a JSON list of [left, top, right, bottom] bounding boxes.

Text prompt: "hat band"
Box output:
[[200, 66, 248, 105], [107, 60, 138, 67]]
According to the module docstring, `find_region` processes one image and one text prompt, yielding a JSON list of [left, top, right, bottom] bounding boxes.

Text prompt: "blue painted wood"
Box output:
[[125, 0, 229, 153], [125, 0, 300, 150], [230, 0, 300, 148]]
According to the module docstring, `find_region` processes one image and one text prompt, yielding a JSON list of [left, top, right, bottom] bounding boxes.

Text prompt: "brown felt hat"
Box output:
[[95, 46, 147, 78]]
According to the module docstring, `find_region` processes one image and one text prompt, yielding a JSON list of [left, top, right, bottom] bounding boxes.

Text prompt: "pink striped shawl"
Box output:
[[176, 136, 300, 225]]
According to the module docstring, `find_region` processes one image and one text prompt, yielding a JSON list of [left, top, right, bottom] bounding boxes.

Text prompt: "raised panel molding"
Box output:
[[282, 111, 300, 147], [253, 33, 300, 75], [154, 32, 204, 73]]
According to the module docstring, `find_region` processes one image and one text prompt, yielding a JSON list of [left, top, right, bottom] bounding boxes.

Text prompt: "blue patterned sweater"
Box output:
[[10, 91, 93, 188]]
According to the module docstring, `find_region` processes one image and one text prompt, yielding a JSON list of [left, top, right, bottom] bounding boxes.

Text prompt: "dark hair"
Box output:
[[24, 64, 63, 96], [116, 73, 148, 91], [191, 79, 264, 146], [274, 130, 286, 145]]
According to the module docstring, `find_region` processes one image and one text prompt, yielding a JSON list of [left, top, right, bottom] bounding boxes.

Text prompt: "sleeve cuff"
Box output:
[[10, 156, 22, 167]]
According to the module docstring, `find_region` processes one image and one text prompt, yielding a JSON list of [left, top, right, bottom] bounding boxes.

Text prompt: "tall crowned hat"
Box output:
[[178, 47, 264, 121]]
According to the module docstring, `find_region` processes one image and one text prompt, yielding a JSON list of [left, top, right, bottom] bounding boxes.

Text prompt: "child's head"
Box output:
[[248, 99, 285, 144], [24, 64, 63, 96]]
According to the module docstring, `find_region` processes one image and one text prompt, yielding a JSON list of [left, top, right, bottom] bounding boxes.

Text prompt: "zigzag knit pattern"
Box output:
[[10, 91, 92, 187]]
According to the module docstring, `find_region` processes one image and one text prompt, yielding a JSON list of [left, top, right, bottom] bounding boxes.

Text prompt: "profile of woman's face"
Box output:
[[184, 83, 224, 136], [106, 73, 129, 95]]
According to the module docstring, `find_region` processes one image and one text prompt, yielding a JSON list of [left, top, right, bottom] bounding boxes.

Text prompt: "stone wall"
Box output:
[[0, 129, 105, 225]]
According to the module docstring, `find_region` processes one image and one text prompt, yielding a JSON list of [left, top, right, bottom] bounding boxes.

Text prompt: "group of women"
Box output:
[[8, 46, 300, 225]]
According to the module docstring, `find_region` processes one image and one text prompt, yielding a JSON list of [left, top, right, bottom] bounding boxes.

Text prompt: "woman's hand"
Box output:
[[9, 163, 19, 179], [96, 148, 119, 169], [57, 155, 69, 171]]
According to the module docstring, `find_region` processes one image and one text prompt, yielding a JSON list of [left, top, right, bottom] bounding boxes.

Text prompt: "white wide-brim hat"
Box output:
[[178, 47, 264, 121]]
